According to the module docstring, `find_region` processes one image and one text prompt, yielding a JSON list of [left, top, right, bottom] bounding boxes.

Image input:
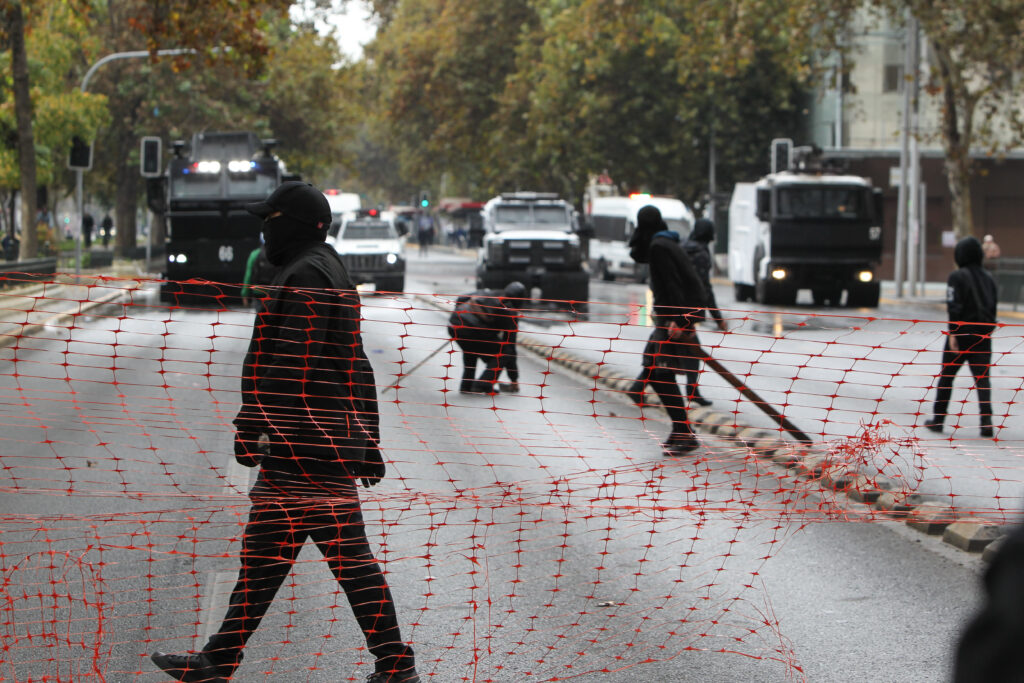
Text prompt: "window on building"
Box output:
[[883, 64, 904, 93]]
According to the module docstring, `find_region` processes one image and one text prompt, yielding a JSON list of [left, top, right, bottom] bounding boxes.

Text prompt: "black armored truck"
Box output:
[[146, 131, 296, 304]]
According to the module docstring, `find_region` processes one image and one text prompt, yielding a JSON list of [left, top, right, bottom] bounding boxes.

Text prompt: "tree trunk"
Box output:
[[7, 2, 37, 260], [114, 167, 138, 259], [933, 39, 976, 239]]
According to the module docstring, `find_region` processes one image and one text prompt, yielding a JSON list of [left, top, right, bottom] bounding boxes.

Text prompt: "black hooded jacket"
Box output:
[[648, 231, 706, 328], [947, 237, 998, 336], [682, 219, 722, 323], [234, 241, 379, 494]]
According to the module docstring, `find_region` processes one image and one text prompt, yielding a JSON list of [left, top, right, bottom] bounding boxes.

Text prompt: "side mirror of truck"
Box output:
[[756, 188, 771, 221], [872, 188, 884, 224]]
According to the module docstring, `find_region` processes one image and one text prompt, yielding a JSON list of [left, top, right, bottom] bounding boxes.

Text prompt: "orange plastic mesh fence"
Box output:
[[0, 275, 1019, 681]]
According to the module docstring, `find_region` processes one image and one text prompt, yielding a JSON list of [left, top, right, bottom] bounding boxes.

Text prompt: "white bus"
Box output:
[[584, 194, 694, 281]]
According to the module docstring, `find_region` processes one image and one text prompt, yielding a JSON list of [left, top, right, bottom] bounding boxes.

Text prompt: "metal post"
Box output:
[[894, 11, 914, 298], [907, 17, 922, 296], [708, 119, 717, 220], [75, 169, 83, 276]]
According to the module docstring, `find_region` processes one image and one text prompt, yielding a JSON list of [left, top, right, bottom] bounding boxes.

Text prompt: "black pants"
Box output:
[[203, 498, 410, 668], [931, 333, 993, 425], [450, 327, 503, 389], [631, 326, 698, 439]]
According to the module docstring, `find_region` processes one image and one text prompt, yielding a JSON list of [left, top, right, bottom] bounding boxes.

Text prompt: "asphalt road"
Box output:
[[0, 256, 994, 681]]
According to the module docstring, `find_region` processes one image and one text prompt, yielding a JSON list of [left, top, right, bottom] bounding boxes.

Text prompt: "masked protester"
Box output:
[[681, 218, 728, 406], [923, 236, 998, 438], [626, 205, 708, 455], [449, 281, 527, 394], [151, 181, 420, 683]]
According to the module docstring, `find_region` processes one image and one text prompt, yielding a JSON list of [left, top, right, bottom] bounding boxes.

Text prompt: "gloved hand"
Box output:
[[352, 442, 386, 488], [233, 430, 264, 468]]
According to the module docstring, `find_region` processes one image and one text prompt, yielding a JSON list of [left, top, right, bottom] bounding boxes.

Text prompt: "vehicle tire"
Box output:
[[377, 277, 405, 294], [846, 282, 880, 308], [599, 259, 615, 281], [734, 283, 755, 302]]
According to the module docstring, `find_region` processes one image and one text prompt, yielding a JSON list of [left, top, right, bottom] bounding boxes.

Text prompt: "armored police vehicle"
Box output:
[[477, 192, 588, 310], [331, 208, 406, 293], [728, 146, 883, 307], [147, 131, 294, 304]]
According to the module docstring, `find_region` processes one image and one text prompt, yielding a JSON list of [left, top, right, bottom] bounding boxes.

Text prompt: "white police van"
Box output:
[[584, 194, 694, 281], [331, 209, 406, 293]]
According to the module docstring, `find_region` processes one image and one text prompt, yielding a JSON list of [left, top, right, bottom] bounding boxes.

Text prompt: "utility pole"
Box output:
[[905, 17, 922, 296], [895, 12, 920, 297]]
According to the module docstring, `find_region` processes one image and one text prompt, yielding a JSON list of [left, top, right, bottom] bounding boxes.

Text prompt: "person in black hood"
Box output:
[[681, 218, 727, 406], [152, 181, 420, 683], [923, 236, 998, 438], [625, 205, 708, 455], [449, 281, 527, 394]]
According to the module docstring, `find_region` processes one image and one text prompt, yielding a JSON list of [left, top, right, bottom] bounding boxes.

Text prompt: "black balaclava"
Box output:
[[629, 205, 666, 264], [954, 236, 983, 268], [263, 215, 326, 266]]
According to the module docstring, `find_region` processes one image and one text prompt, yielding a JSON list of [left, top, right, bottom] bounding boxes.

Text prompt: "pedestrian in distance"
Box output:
[[449, 281, 528, 395], [151, 181, 420, 683], [81, 212, 94, 248], [416, 212, 434, 257], [923, 236, 998, 438], [982, 234, 1001, 261], [681, 217, 728, 407], [625, 205, 708, 456], [100, 213, 113, 248]]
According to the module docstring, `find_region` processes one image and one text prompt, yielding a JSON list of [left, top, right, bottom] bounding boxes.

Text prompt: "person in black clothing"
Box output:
[[81, 212, 94, 248], [100, 213, 113, 248], [954, 516, 1024, 681], [151, 181, 419, 683], [923, 236, 998, 438], [626, 205, 707, 456], [449, 281, 527, 395], [681, 218, 727, 406]]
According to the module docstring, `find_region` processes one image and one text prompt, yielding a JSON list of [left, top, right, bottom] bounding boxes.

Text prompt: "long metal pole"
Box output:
[[894, 11, 913, 298], [907, 17, 922, 296], [75, 169, 83, 276]]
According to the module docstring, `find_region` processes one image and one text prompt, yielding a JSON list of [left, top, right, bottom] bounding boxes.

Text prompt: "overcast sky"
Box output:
[[291, 1, 377, 60]]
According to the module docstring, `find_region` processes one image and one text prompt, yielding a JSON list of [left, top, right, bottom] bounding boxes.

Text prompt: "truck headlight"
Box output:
[[858, 270, 873, 282], [771, 267, 787, 280], [386, 252, 398, 265]]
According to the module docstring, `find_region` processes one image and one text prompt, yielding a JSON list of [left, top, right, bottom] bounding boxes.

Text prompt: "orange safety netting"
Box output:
[[0, 275, 1019, 681]]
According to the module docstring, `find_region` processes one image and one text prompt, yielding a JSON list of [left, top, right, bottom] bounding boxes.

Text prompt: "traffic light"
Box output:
[[419, 191, 430, 209], [68, 136, 93, 171], [140, 136, 162, 177]]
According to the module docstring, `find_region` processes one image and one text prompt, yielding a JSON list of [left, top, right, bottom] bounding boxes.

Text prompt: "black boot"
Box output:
[[922, 418, 943, 434], [151, 650, 240, 682]]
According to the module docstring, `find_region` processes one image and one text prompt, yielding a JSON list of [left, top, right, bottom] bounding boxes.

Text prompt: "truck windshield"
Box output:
[[343, 222, 395, 239], [776, 185, 869, 220], [494, 205, 569, 229]]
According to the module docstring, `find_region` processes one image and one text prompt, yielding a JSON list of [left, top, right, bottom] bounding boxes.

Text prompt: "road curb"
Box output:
[[417, 293, 1011, 558]]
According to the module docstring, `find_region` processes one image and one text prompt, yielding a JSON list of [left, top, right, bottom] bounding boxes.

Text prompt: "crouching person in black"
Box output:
[[449, 281, 527, 394], [151, 181, 419, 683], [626, 205, 707, 456]]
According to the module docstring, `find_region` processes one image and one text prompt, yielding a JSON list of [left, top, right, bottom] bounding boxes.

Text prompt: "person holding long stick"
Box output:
[[625, 205, 707, 456]]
